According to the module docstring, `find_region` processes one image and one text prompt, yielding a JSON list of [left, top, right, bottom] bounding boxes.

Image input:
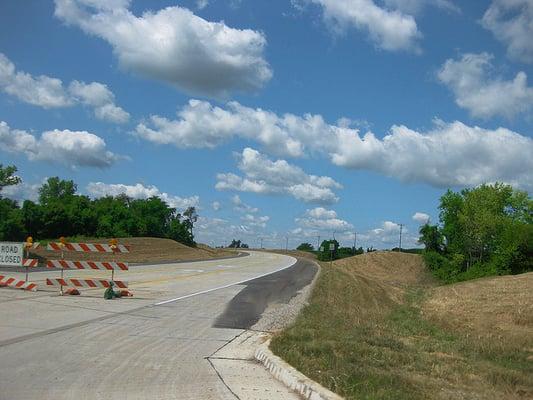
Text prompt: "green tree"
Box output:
[[418, 224, 444, 253], [0, 164, 21, 194], [297, 242, 314, 252], [424, 183, 532, 282], [317, 239, 339, 261], [38, 177, 77, 205], [168, 217, 194, 246], [0, 198, 25, 240], [183, 206, 198, 238]]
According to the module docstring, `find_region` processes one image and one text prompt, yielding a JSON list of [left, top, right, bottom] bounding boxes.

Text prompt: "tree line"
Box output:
[[0, 164, 197, 245], [419, 183, 532, 282]]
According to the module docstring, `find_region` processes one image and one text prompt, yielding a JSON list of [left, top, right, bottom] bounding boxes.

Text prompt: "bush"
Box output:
[[297, 242, 314, 252]]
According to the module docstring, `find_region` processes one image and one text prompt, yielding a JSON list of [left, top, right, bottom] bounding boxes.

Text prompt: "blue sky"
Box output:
[[1, 0, 532, 249]]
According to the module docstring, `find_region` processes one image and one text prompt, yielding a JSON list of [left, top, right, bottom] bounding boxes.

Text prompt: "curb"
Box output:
[[255, 338, 343, 400]]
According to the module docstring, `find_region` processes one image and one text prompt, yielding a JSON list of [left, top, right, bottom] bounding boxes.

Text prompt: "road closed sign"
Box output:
[[0, 242, 23, 266]]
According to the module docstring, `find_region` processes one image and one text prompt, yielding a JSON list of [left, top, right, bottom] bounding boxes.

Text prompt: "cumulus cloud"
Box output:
[[86, 182, 199, 210], [438, 53, 533, 119], [0, 55, 72, 108], [134, 99, 309, 157], [216, 148, 342, 204], [231, 194, 258, 213], [356, 221, 414, 248], [295, 207, 353, 232], [196, 0, 209, 9], [384, 0, 460, 15], [241, 213, 270, 228], [482, 0, 533, 64], [68, 81, 130, 123], [194, 216, 273, 246], [0, 53, 129, 123], [297, 0, 421, 52], [331, 120, 533, 190], [0, 121, 121, 168], [54, 0, 272, 97], [2, 181, 42, 203], [136, 99, 533, 190], [412, 212, 430, 224], [212, 201, 221, 211]]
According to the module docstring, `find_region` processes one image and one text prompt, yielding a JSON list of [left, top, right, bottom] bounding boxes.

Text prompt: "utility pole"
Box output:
[[353, 231, 357, 255], [285, 236, 289, 251], [398, 224, 403, 252], [317, 235, 320, 251], [260, 237, 263, 249]]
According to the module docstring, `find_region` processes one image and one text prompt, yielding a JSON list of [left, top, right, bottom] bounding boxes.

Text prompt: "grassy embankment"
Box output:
[[271, 252, 533, 399], [28, 237, 237, 264]]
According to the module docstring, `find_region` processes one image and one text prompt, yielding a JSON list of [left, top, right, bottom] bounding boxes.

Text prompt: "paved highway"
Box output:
[[0, 251, 316, 399]]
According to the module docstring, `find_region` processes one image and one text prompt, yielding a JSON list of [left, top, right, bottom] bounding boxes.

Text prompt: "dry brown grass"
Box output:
[[30, 237, 238, 264], [271, 251, 533, 400], [423, 272, 533, 349]]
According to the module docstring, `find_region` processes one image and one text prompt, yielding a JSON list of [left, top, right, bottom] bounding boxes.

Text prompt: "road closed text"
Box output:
[[0, 243, 23, 266]]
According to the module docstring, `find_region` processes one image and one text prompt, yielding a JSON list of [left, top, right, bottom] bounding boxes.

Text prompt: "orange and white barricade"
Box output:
[[45, 238, 131, 295], [0, 275, 38, 291]]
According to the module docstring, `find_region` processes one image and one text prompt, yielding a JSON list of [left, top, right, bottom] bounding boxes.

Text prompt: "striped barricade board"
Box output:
[[0, 275, 37, 291], [23, 258, 39, 267], [47, 242, 130, 253], [47, 260, 129, 271], [46, 278, 128, 289]]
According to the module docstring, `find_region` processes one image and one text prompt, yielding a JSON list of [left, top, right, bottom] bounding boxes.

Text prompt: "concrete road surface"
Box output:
[[0, 251, 316, 399]]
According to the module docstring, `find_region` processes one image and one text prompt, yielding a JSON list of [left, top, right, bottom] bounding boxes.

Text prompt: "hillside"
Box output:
[[271, 251, 533, 400], [29, 237, 238, 264]]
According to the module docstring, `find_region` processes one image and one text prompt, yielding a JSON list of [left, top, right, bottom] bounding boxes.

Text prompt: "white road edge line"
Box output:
[[154, 253, 297, 306]]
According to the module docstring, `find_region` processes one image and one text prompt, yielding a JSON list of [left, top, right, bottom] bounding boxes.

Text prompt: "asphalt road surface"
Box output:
[[0, 251, 316, 400]]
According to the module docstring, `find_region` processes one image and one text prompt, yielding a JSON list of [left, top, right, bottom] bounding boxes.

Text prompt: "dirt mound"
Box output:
[[30, 237, 238, 264]]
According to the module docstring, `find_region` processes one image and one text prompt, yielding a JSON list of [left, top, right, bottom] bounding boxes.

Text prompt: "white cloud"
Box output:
[[0, 53, 129, 123], [0, 121, 121, 168], [438, 52, 533, 119], [241, 213, 270, 228], [331, 120, 533, 190], [134, 99, 308, 157], [482, 0, 533, 64], [306, 206, 338, 219], [194, 215, 272, 246], [384, 0, 460, 15], [357, 221, 414, 248], [0, 53, 72, 108], [86, 182, 199, 211], [54, 0, 272, 97], [301, 0, 421, 52], [216, 148, 342, 204], [69, 81, 130, 123], [231, 194, 259, 213], [295, 207, 353, 232], [412, 212, 430, 224], [135, 99, 533, 190], [2, 181, 41, 203], [196, 0, 209, 9], [212, 201, 221, 211]]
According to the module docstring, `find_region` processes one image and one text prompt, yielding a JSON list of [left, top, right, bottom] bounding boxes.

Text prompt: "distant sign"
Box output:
[[0, 242, 23, 266], [329, 243, 335, 251]]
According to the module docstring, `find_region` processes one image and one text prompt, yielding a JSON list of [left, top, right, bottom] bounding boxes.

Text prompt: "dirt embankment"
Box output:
[[29, 237, 239, 264]]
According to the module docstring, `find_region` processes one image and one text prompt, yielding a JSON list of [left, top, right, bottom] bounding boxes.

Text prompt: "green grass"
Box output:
[[270, 262, 533, 399]]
